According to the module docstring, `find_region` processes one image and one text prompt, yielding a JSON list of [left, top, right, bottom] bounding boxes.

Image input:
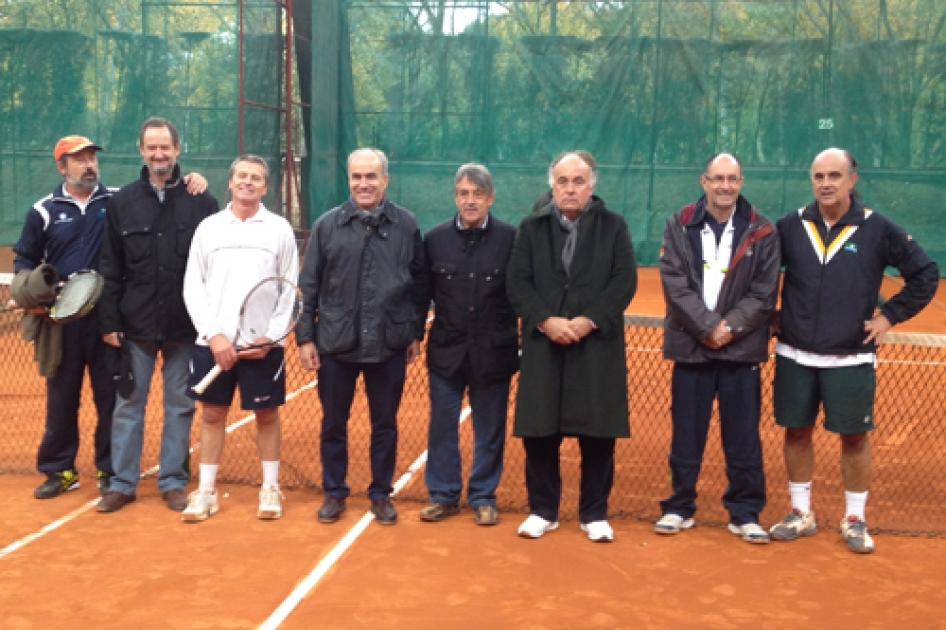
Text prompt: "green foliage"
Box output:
[[324, 0, 946, 267], [0, 0, 283, 245]]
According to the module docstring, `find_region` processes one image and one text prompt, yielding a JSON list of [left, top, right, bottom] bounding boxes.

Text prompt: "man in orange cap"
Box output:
[[12, 135, 207, 500]]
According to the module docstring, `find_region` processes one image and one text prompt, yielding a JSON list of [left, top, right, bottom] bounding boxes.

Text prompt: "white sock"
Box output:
[[789, 481, 812, 514], [262, 461, 280, 486], [199, 464, 218, 493], [845, 490, 868, 520]]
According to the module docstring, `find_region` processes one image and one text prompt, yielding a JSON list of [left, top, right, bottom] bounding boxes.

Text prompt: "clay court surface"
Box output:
[[2, 268, 946, 629]]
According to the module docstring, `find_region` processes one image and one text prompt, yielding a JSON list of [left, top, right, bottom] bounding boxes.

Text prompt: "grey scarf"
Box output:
[[552, 203, 581, 275]]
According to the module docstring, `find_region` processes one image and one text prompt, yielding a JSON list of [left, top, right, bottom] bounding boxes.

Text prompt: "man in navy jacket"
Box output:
[[770, 148, 938, 554], [419, 164, 518, 527]]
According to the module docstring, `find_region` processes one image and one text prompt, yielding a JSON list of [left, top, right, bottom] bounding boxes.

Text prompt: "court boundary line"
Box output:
[[0, 375, 320, 561], [259, 406, 472, 630]]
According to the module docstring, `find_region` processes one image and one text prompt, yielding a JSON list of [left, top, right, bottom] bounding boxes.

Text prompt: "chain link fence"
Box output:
[[2, 280, 944, 535]]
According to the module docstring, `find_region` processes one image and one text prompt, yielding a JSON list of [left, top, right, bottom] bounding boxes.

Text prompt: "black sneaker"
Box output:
[[96, 471, 111, 497], [34, 470, 80, 499]]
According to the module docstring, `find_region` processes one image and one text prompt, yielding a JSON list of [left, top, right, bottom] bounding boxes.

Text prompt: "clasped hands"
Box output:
[[540, 316, 595, 345]]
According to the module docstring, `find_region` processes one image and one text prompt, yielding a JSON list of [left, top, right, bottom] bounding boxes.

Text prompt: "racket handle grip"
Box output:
[[192, 364, 223, 395]]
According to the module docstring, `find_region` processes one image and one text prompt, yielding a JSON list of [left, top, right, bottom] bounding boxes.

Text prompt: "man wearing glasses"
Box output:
[[655, 152, 780, 544], [769, 148, 937, 554]]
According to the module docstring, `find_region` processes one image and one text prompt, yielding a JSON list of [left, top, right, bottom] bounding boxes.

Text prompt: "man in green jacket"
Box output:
[[507, 151, 637, 543]]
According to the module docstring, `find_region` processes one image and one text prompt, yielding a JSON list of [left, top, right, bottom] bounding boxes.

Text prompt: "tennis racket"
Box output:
[[1, 269, 103, 323], [191, 276, 303, 395]]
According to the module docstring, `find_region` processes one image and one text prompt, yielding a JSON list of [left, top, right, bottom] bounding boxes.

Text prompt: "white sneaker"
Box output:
[[258, 483, 284, 520], [654, 513, 695, 535], [182, 490, 219, 523], [728, 522, 770, 544], [581, 520, 614, 543], [517, 514, 559, 539]]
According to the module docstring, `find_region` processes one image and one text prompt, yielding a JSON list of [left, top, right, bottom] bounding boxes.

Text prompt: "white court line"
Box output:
[[259, 406, 472, 630], [0, 376, 320, 561], [0, 498, 100, 559]]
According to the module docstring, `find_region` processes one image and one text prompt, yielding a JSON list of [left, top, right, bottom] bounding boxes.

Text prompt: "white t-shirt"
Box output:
[[183, 203, 299, 347]]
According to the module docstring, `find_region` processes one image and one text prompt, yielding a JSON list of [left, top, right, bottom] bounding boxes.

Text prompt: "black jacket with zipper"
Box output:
[[659, 195, 780, 364], [424, 214, 519, 383], [777, 196, 938, 355]]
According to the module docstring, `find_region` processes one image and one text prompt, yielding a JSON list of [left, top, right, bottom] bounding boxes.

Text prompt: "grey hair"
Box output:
[[454, 163, 494, 196], [229, 154, 270, 184], [348, 147, 389, 177], [548, 150, 597, 188]]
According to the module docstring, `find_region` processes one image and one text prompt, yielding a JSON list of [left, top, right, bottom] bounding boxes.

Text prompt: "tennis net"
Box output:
[[1, 277, 944, 535]]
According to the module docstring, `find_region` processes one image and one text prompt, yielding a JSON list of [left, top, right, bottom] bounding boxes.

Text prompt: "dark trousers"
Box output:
[[318, 351, 406, 500], [38, 315, 114, 475], [522, 434, 615, 524], [660, 361, 766, 526]]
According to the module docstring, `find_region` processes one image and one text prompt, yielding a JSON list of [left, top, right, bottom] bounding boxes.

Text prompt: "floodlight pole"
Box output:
[[237, 0, 302, 228]]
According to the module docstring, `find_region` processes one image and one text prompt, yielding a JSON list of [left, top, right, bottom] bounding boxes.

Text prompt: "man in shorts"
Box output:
[[770, 148, 938, 553], [180, 155, 299, 522]]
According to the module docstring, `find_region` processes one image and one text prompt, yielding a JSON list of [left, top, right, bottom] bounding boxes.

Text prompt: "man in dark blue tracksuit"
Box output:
[[14, 136, 116, 499], [656, 153, 780, 544]]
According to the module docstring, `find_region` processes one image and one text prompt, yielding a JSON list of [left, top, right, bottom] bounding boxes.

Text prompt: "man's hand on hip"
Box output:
[[863, 314, 892, 345]]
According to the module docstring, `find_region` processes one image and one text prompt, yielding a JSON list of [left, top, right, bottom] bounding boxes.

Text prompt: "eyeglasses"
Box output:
[[811, 171, 846, 183], [704, 175, 743, 185]]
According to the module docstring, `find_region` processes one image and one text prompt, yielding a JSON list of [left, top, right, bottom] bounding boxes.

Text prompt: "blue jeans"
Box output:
[[425, 371, 511, 508], [110, 339, 195, 495], [318, 352, 406, 500]]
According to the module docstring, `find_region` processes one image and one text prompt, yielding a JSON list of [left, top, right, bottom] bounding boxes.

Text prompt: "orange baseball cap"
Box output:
[[53, 135, 103, 161]]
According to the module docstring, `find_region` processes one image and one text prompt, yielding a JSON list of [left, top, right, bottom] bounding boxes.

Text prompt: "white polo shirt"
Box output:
[[183, 203, 299, 347]]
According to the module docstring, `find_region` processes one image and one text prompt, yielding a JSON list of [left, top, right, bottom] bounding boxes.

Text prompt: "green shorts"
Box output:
[[773, 354, 875, 435]]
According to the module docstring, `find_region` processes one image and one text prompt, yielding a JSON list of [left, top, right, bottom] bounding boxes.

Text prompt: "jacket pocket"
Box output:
[[432, 262, 458, 280], [316, 308, 356, 354], [384, 306, 416, 350], [483, 266, 506, 296], [121, 225, 152, 265]]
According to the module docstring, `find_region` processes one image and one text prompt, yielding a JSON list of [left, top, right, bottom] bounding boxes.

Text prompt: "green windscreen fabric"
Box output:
[[310, 0, 946, 269], [0, 0, 283, 246]]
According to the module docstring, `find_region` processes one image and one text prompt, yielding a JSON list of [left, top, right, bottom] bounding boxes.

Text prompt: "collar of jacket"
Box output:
[[681, 194, 757, 227], [338, 196, 400, 226], [801, 194, 866, 227], [51, 182, 112, 206], [533, 194, 604, 218], [138, 164, 183, 192], [453, 213, 491, 235]]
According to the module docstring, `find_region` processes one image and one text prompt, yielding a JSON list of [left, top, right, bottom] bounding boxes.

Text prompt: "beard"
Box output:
[[147, 159, 176, 176], [67, 170, 99, 191]]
